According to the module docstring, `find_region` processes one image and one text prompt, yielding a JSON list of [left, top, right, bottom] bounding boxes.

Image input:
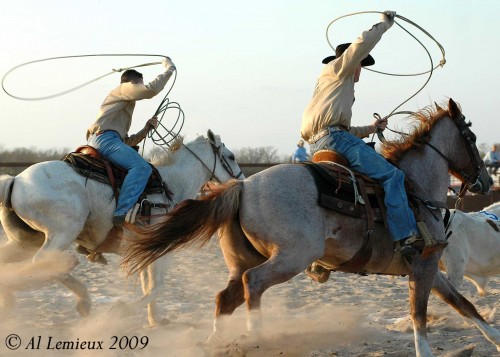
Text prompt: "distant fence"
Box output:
[[2, 162, 498, 212]]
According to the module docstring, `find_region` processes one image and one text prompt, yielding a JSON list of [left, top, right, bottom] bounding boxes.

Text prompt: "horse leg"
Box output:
[[31, 228, 90, 317], [118, 259, 167, 326], [408, 256, 440, 357], [58, 274, 91, 316], [432, 271, 500, 351], [0, 208, 44, 263], [242, 250, 315, 335], [211, 219, 267, 340], [0, 209, 65, 313], [142, 259, 169, 326], [464, 274, 489, 297]]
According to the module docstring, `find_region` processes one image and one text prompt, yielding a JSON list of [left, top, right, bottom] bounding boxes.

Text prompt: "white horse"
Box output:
[[441, 201, 500, 296], [0, 130, 243, 326]]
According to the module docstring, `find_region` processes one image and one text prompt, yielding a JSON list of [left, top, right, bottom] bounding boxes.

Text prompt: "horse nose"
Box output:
[[488, 177, 494, 187]]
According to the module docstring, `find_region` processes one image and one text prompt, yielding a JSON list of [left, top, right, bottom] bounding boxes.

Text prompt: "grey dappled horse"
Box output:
[[0, 130, 243, 326], [124, 99, 499, 357]]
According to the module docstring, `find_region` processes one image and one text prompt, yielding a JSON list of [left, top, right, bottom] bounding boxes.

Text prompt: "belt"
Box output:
[[95, 130, 119, 137], [308, 125, 349, 144]]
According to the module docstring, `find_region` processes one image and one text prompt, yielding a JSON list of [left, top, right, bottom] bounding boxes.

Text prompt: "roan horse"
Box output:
[[0, 130, 243, 327], [441, 201, 500, 296], [124, 99, 500, 356]]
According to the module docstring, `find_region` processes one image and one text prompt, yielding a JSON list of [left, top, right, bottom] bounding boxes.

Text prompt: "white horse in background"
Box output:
[[0, 130, 243, 326], [440, 201, 500, 296]]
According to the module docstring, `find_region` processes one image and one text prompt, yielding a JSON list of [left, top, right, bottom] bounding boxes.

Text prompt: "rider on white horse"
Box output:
[[86, 57, 176, 227], [301, 11, 447, 260]]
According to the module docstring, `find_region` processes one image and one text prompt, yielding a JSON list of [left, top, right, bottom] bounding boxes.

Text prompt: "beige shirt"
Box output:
[[301, 21, 390, 142], [86, 67, 175, 144]]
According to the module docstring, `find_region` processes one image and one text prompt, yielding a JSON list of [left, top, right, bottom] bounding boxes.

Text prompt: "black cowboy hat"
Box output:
[[322, 43, 375, 67]]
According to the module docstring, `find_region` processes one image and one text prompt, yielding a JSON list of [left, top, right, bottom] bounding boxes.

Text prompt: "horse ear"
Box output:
[[448, 98, 461, 118], [434, 102, 443, 111], [207, 129, 216, 144]]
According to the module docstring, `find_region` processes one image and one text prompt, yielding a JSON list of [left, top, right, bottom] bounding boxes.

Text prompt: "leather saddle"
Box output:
[[304, 149, 388, 231], [61, 145, 173, 204]]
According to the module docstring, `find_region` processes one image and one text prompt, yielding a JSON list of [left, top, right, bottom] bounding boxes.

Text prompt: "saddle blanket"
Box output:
[[478, 210, 499, 221]]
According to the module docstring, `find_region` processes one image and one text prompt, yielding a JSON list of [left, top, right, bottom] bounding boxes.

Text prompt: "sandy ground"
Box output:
[[0, 232, 499, 357]]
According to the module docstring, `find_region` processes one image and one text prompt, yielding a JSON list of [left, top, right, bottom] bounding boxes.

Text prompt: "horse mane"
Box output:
[[380, 102, 455, 163], [149, 136, 185, 166], [149, 135, 207, 166]]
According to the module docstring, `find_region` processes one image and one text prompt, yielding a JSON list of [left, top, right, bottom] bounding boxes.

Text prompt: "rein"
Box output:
[[424, 114, 483, 195]]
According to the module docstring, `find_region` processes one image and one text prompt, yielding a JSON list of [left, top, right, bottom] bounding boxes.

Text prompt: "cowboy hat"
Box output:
[[322, 43, 375, 67]]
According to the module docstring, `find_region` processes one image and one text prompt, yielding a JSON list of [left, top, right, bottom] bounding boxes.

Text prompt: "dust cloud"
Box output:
[[0, 231, 499, 356]]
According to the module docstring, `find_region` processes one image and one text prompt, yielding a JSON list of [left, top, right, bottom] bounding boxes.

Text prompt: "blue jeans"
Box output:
[[311, 129, 418, 241], [88, 131, 152, 217]]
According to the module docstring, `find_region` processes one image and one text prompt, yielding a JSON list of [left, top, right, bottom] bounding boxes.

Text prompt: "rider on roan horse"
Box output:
[[300, 10, 448, 278]]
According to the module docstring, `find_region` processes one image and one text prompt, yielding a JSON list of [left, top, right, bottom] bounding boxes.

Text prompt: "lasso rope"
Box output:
[[1, 54, 167, 101], [326, 12, 447, 140], [2, 53, 184, 148]]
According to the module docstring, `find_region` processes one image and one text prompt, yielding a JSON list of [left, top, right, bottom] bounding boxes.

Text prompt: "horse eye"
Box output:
[[228, 154, 235, 161]]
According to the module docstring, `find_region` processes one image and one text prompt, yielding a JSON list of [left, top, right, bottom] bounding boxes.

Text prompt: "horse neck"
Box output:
[[156, 144, 213, 202], [399, 118, 457, 202]]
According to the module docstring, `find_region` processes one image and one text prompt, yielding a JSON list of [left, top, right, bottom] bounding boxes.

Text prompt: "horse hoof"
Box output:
[[305, 264, 331, 283], [145, 318, 171, 328]]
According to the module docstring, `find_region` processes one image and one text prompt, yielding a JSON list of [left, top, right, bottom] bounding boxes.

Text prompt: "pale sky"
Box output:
[[1, 0, 498, 157]]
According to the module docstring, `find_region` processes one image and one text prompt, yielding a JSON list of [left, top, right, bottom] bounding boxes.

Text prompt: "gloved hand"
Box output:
[[381, 10, 396, 28], [146, 116, 159, 131], [372, 115, 388, 132], [162, 57, 176, 71]]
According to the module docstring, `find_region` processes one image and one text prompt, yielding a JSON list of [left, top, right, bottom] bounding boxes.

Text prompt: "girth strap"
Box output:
[[330, 231, 374, 274]]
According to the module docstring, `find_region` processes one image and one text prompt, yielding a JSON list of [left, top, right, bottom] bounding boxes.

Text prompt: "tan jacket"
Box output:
[[86, 67, 175, 145], [301, 20, 390, 142]]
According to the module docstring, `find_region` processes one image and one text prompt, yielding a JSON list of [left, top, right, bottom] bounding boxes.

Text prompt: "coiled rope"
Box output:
[[2, 53, 184, 148], [326, 12, 447, 141]]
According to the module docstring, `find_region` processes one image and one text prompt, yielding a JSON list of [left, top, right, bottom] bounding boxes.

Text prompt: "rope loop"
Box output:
[[326, 11, 447, 141], [2, 53, 184, 150]]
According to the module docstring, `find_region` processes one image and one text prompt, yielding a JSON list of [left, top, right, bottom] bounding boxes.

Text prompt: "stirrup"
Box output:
[[86, 251, 108, 265], [417, 221, 448, 258], [395, 236, 423, 257], [305, 263, 331, 283]]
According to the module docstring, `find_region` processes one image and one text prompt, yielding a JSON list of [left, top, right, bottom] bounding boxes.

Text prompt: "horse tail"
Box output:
[[0, 175, 15, 208], [123, 179, 242, 275]]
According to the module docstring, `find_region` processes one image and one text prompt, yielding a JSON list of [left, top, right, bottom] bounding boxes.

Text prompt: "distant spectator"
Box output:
[[292, 139, 310, 163], [483, 144, 500, 175]]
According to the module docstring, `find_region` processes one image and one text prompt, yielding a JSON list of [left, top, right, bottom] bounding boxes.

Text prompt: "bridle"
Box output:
[[208, 141, 244, 182], [378, 112, 484, 197], [182, 139, 244, 184], [424, 114, 484, 196]]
